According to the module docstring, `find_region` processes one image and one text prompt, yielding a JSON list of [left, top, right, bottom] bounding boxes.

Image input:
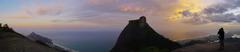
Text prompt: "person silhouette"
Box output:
[[218, 28, 225, 50]]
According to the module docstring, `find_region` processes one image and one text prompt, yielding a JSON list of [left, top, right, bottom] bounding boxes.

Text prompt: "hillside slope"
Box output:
[[0, 24, 59, 52]]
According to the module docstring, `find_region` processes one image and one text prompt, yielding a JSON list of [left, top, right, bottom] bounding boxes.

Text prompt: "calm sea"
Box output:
[[41, 31, 120, 52]]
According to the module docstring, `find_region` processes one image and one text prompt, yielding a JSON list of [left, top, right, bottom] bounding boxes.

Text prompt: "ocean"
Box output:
[[41, 31, 120, 52]]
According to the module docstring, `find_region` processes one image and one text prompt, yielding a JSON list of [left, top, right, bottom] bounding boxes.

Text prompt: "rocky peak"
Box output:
[[111, 16, 181, 52], [129, 16, 146, 23], [30, 32, 37, 35], [139, 16, 146, 22]]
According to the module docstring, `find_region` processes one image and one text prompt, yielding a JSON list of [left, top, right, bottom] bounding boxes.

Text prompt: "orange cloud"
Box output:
[[168, 0, 220, 22], [168, 0, 205, 21]]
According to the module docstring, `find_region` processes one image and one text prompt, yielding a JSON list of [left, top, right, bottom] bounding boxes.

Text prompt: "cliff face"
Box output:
[[111, 16, 181, 52], [0, 24, 60, 52]]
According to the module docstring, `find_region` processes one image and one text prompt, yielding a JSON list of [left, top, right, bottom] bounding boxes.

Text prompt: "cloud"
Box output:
[[0, 0, 65, 19], [177, 0, 240, 24], [73, 0, 179, 17], [51, 0, 181, 26], [25, 3, 64, 17], [119, 4, 145, 13]]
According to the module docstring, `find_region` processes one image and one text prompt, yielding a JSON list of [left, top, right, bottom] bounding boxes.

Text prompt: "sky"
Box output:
[[1, 0, 240, 40]]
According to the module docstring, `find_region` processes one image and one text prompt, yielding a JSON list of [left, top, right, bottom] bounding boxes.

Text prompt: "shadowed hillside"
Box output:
[[0, 23, 60, 52], [111, 16, 181, 52]]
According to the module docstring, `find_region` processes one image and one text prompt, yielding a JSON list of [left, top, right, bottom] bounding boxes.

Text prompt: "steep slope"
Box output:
[[111, 16, 181, 52], [0, 24, 60, 52]]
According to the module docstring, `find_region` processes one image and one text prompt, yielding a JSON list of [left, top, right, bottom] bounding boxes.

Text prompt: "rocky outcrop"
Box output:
[[111, 16, 181, 52]]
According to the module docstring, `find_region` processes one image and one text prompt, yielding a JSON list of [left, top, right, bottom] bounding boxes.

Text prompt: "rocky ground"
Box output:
[[173, 38, 240, 52]]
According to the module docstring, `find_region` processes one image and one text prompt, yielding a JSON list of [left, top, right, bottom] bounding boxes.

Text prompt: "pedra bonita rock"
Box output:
[[111, 16, 181, 52]]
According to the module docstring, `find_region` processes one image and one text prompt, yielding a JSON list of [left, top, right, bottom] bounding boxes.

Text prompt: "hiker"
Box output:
[[218, 28, 225, 50]]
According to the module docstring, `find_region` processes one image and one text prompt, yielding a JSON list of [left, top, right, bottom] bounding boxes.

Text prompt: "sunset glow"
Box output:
[[169, 0, 208, 21]]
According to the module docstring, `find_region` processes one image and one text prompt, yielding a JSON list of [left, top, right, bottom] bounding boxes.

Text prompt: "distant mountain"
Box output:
[[27, 32, 76, 52], [111, 16, 181, 52], [0, 23, 61, 52], [28, 32, 53, 45]]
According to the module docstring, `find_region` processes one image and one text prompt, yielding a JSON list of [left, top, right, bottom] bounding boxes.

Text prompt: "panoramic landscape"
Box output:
[[2, 0, 240, 52]]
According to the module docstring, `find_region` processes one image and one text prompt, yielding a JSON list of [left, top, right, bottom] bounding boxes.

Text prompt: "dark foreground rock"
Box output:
[[111, 16, 181, 52], [0, 24, 60, 52]]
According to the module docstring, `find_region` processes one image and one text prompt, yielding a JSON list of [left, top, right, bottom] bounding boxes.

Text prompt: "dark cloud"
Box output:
[[203, 5, 228, 14], [181, 10, 192, 16], [181, 12, 210, 25], [207, 14, 236, 22]]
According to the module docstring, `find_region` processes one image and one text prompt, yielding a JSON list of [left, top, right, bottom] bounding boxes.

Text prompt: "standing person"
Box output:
[[218, 28, 225, 50]]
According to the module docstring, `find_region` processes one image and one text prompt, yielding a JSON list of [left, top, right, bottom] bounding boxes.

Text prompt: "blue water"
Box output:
[[40, 31, 120, 52]]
